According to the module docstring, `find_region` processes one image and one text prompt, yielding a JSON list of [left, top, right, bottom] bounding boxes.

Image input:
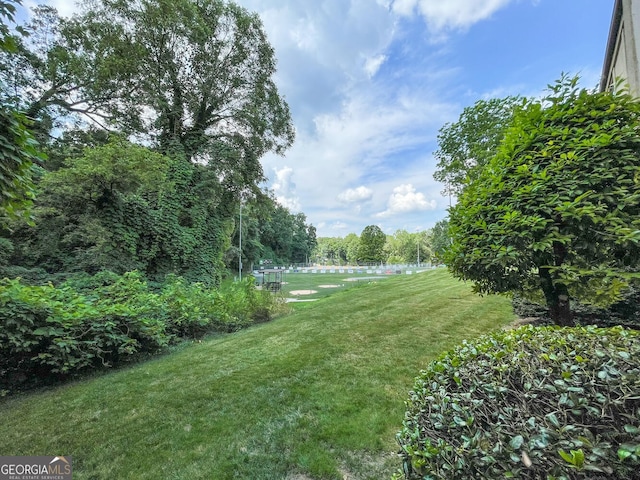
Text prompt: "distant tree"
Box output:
[[434, 96, 524, 197], [358, 225, 386, 264], [343, 233, 360, 264], [384, 229, 430, 264], [430, 219, 450, 263], [446, 76, 640, 326]]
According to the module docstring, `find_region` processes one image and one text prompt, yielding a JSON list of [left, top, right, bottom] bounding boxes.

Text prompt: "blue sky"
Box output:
[[33, 0, 614, 237]]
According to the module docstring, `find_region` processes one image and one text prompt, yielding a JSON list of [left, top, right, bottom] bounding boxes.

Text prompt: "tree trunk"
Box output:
[[539, 266, 574, 327]]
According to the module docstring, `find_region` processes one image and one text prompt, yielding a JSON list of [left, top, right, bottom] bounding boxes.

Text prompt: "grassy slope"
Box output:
[[0, 270, 514, 479]]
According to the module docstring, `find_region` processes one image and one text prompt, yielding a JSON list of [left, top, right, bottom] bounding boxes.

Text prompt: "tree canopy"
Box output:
[[434, 96, 524, 197], [446, 76, 640, 326], [2, 0, 294, 192], [358, 225, 386, 264], [0, 0, 45, 223]]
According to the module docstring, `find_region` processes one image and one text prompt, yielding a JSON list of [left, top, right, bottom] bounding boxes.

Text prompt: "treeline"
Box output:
[[312, 221, 450, 266], [0, 0, 317, 286]]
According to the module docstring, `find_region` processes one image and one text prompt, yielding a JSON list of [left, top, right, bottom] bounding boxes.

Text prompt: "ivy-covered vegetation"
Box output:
[[0, 271, 280, 394], [396, 325, 640, 480]]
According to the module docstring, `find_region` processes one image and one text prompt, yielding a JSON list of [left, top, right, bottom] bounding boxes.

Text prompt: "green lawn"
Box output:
[[0, 269, 515, 479]]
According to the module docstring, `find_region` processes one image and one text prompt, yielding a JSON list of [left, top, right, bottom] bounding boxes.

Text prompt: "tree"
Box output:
[[446, 76, 640, 326], [0, 0, 45, 223], [343, 233, 360, 265], [3, 0, 295, 192], [430, 219, 450, 263], [358, 225, 386, 264], [434, 96, 524, 197]]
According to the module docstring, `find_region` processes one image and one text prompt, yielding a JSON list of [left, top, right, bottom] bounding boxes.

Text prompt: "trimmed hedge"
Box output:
[[396, 326, 640, 479]]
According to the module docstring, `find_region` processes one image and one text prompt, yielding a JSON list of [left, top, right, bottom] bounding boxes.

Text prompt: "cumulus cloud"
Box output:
[[337, 186, 374, 203], [392, 0, 513, 32], [375, 184, 437, 218], [271, 166, 301, 211]]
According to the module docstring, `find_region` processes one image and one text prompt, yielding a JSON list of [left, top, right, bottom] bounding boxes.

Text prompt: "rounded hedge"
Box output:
[[396, 326, 640, 479]]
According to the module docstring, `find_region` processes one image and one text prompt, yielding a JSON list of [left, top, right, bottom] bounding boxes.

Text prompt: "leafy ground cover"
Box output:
[[0, 269, 514, 479]]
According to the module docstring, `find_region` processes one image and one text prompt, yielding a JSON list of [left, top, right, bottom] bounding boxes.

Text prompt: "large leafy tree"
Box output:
[[446, 76, 640, 326], [358, 225, 386, 264], [434, 96, 524, 197], [3, 0, 294, 191]]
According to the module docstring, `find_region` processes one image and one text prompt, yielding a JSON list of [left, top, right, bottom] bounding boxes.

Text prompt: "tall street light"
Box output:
[[239, 200, 243, 281]]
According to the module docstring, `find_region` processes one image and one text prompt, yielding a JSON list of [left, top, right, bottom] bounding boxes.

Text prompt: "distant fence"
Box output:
[[253, 264, 442, 276]]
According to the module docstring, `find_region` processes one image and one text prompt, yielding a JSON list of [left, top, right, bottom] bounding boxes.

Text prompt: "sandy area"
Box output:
[[318, 284, 341, 288], [289, 289, 318, 295]]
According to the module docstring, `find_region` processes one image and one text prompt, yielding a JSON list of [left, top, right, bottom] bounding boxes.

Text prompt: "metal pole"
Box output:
[[239, 201, 242, 281]]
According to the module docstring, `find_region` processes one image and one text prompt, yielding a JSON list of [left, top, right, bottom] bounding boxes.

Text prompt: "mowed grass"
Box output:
[[0, 269, 514, 479], [279, 270, 396, 304]]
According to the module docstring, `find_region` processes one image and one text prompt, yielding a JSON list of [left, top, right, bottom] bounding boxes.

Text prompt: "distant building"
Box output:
[[601, 0, 640, 95]]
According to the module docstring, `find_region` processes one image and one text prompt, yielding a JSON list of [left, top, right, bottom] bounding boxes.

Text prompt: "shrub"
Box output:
[[0, 272, 282, 393], [396, 326, 640, 479]]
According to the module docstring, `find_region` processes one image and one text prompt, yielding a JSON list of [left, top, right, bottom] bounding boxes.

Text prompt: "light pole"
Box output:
[[239, 200, 243, 281]]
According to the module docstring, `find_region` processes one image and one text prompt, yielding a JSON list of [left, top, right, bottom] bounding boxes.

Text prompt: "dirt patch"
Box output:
[[343, 276, 386, 282], [289, 289, 318, 295], [318, 284, 341, 288], [503, 316, 552, 330]]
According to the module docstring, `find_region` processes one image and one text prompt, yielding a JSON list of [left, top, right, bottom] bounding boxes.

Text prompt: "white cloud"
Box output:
[[271, 166, 301, 211], [375, 184, 437, 218], [337, 186, 374, 203], [365, 54, 387, 77], [392, 0, 513, 32]]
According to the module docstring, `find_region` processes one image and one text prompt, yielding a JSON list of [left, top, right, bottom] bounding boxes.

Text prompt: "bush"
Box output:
[[0, 272, 284, 393], [396, 326, 640, 479]]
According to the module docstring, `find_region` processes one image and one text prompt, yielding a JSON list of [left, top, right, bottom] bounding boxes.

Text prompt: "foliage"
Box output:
[[447, 76, 640, 326], [434, 96, 524, 196], [358, 224, 386, 264], [384, 229, 432, 264], [0, 0, 45, 223], [0, 0, 25, 53], [0, 272, 168, 390], [396, 325, 640, 480], [0, 271, 279, 392], [3, 0, 294, 180], [512, 283, 640, 330], [4, 139, 232, 284], [430, 218, 450, 263]]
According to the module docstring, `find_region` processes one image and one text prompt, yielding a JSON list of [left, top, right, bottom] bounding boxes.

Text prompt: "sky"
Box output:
[[27, 0, 614, 237]]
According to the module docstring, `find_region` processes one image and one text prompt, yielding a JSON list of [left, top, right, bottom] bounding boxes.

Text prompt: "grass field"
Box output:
[[0, 269, 515, 479], [277, 269, 404, 304]]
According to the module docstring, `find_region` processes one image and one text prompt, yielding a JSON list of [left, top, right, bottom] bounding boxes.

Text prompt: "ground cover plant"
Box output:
[[0, 269, 514, 479], [396, 325, 640, 479]]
